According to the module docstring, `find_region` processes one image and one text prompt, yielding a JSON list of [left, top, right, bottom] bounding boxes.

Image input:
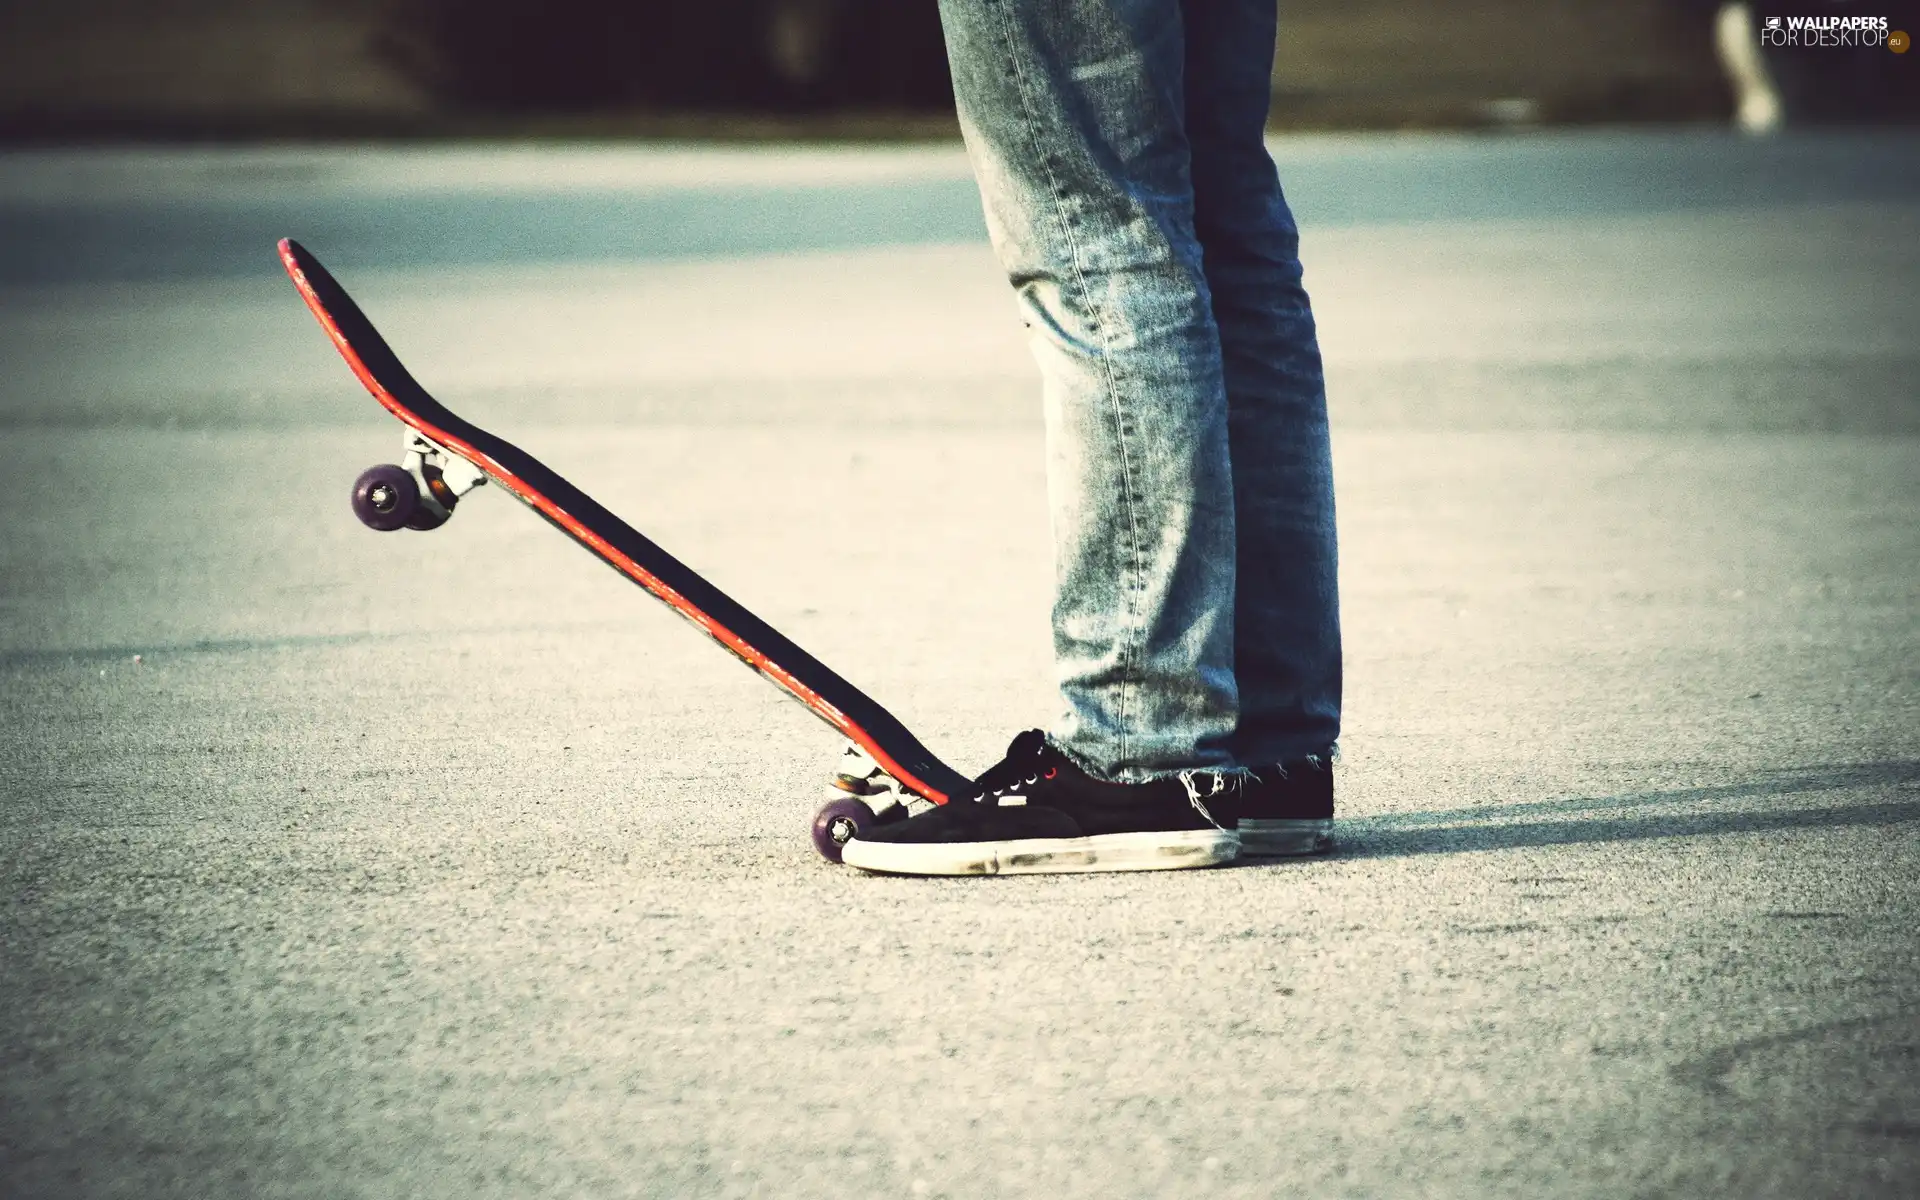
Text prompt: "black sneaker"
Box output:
[[839, 730, 1240, 876], [1233, 755, 1335, 856]]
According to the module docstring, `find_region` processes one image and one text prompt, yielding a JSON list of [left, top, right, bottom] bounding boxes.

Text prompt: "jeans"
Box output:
[[937, 0, 1341, 780]]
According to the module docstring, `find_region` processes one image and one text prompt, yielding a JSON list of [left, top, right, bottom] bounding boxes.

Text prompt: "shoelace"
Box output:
[[965, 729, 1055, 802]]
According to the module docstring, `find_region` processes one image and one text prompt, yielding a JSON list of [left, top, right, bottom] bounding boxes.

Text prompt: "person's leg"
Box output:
[[1183, 0, 1341, 767], [936, 0, 1239, 781]]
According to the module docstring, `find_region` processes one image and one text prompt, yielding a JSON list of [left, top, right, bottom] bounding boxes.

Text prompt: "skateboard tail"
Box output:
[[277, 238, 968, 806]]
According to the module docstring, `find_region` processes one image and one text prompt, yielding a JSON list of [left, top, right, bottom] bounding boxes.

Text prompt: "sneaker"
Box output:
[[839, 730, 1240, 876], [1233, 755, 1335, 857]]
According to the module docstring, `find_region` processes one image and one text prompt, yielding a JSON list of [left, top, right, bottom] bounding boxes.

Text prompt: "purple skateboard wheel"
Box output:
[[351, 464, 419, 532], [405, 464, 456, 530], [405, 505, 450, 531], [812, 796, 878, 864]]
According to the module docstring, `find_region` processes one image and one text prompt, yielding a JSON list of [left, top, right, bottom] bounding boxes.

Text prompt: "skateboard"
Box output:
[[277, 237, 970, 860]]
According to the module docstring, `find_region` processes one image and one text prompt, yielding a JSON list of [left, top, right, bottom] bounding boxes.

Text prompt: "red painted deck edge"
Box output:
[[277, 239, 952, 805]]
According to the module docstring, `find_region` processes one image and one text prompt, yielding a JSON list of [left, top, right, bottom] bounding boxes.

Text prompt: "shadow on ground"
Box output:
[[1328, 761, 1920, 860]]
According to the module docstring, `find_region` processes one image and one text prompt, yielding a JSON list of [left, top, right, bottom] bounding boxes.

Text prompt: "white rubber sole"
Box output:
[[840, 827, 1240, 876], [1238, 818, 1334, 857]]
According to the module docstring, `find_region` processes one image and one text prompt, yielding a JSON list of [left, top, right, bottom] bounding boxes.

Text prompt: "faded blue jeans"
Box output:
[[938, 0, 1341, 780]]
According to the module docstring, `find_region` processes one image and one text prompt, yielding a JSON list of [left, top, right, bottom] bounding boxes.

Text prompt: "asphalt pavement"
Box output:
[[1, 130, 1917, 1198]]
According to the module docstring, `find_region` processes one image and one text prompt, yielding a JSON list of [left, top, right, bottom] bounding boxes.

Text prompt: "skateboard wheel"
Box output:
[[405, 505, 450, 532], [405, 464, 457, 530], [351, 464, 419, 532], [811, 797, 878, 864]]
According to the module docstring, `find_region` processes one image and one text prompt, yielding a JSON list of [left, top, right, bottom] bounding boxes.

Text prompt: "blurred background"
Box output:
[[1, 0, 1915, 138]]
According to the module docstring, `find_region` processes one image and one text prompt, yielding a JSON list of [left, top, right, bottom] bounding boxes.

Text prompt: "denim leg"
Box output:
[[1185, 0, 1343, 762], [937, 0, 1239, 780]]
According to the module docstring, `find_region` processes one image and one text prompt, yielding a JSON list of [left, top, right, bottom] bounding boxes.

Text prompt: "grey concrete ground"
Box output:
[[1, 131, 1917, 1198]]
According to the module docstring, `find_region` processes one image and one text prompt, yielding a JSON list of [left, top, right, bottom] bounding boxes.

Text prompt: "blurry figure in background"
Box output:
[[1715, 2, 1786, 133], [841, 0, 1340, 876]]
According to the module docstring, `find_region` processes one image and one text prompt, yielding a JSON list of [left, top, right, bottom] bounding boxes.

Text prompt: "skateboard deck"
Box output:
[[278, 238, 970, 851]]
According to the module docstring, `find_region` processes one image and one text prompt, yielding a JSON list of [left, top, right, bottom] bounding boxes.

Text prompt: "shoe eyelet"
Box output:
[[1044, 767, 1057, 780]]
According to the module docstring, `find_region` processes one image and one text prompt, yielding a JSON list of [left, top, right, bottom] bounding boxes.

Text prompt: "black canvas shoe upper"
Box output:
[[1231, 756, 1335, 822], [856, 730, 1232, 846]]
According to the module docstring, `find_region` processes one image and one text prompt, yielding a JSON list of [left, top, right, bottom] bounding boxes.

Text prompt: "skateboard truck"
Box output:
[[351, 432, 488, 532]]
